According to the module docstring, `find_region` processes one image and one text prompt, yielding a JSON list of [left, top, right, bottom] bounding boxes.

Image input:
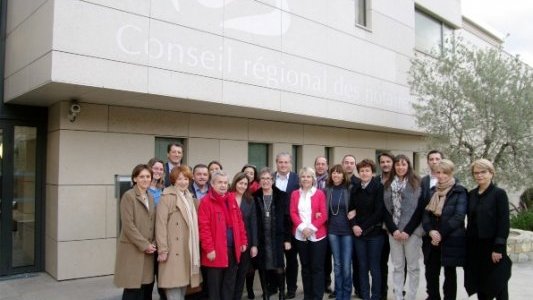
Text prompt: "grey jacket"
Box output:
[[383, 182, 424, 237]]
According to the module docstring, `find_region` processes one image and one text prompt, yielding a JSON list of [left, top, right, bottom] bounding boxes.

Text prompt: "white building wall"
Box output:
[[4, 0, 435, 133], [3, 0, 464, 280]]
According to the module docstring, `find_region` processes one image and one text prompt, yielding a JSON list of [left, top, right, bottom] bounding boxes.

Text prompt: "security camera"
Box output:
[[69, 100, 81, 122], [70, 102, 81, 114]]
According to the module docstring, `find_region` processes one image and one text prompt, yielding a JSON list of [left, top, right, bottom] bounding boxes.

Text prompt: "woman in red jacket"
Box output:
[[290, 167, 328, 300], [198, 170, 248, 300]]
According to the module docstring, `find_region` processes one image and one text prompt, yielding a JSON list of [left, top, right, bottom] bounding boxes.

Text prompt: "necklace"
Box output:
[[263, 195, 273, 218], [329, 189, 343, 216]]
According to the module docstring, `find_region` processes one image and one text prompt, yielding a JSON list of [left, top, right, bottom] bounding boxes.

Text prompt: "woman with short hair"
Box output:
[[465, 159, 511, 300], [156, 165, 201, 300], [290, 167, 328, 300], [253, 167, 291, 300], [350, 159, 384, 300], [198, 171, 248, 300], [422, 159, 467, 300]]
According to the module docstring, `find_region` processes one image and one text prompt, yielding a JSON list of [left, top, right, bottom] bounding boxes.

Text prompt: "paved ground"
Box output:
[[1, 259, 532, 300]]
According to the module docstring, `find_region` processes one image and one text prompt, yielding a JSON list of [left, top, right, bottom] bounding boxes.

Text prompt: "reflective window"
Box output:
[[12, 126, 37, 268], [248, 143, 270, 170], [355, 0, 367, 27], [415, 10, 455, 54]]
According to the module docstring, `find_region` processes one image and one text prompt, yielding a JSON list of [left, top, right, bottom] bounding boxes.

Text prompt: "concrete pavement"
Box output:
[[1, 260, 532, 299]]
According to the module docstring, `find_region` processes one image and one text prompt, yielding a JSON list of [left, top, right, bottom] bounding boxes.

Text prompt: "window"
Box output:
[[415, 10, 454, 54], [248, 143, 270, 170], [155, 137, 185, 163], [292, 145, 302, 171], [355, 0, 368, 27], [325, 147, 334, 165]]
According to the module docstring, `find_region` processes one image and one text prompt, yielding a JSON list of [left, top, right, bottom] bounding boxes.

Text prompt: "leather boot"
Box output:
[[277, 272, 285, 300]]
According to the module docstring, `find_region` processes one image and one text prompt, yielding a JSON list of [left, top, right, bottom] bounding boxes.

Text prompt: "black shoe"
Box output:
[[285, 291, 295, 299], [328, 291, 336, 299]]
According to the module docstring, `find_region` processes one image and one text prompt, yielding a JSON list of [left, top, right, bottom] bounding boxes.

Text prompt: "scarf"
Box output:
[[391, 176, 407, 226], [425, 177, 455, 217], [177, 189, 201, 282]]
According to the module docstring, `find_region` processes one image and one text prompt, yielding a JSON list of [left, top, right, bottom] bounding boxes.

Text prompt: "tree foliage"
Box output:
[[409, 38, 533, 191]]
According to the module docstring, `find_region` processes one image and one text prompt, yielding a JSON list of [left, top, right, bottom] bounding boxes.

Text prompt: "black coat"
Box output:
[[348, 177, 384, 237], [466, 183, 510, 250], [422, 183, 467, 267], [253, 186, 291, 269], [464, 183, 511, 297]]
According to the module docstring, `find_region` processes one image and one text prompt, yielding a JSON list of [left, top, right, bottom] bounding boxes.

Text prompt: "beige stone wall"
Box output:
[[46, 100, 425, 279]]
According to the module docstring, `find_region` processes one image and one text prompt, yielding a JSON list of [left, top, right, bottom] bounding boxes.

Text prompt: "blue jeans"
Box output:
[[354, 234, 384, 300], [328, 234, 353, 300]]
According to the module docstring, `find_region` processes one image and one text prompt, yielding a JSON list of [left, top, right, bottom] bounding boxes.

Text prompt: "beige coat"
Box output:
[[156, 186, 202, 288], [114, 186, 155, 288]]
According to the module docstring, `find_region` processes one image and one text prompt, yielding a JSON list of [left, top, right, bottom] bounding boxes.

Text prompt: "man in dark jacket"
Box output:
[[273, 152, 299, 299]]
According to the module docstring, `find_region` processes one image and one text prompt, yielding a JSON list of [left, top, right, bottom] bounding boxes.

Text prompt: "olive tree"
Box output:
[[409, 38, 533, 190]]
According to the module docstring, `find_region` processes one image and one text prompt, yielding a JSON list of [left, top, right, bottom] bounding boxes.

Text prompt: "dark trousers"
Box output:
[[477, 282, 508, 300], [425, 244, 457, 300], [352, 242, 360, 295], [285, 236, 299, 293], [380, 230, 390, 300], [122, 284, 153, 300], [258, 268, 285, 300], [296, 238, 327, 300], [234, 248, 252, 300], [206, 248, 238, 300], [325, 241, 333, 291], [146, 256, 167, 300]]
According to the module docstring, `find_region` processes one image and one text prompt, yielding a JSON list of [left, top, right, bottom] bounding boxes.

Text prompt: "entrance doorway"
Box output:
[[0, 122, 45, 276]]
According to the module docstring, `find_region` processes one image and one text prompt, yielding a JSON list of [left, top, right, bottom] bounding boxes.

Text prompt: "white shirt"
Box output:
[[275, 172, 289, 192], [430, 174, 438, 189], [295, 187, 324, 242]]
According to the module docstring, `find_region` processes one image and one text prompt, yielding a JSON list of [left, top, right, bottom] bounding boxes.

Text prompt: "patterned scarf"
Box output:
[[391, 176, 407, 226], [425, 177, 455, 217]]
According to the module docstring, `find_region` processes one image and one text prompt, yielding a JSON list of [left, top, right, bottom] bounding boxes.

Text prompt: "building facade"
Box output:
[[0, 0, 469, 279]]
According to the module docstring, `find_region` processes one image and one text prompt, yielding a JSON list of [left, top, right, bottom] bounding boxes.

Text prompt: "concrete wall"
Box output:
[[45, 100, 425, 279]]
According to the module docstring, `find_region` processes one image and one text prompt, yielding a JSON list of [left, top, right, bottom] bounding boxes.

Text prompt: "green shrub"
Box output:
[[511, 211, 533, 231]]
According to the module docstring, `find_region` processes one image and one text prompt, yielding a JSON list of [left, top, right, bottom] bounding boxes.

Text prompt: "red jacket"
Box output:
[[290, 188, 328, 240], [198, 190, 248, 267]]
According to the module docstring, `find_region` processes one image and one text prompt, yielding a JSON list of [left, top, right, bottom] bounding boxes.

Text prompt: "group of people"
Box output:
[[114, 143, 512, 300]]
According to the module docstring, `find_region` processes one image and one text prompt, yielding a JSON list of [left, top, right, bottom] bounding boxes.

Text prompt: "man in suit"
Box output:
[[189, 163, 210, 201], [378, 151, 395, 300], [341, 154, 361, 298], [420, 150, 444, 205], [273, 152, 300, 299], [164, 143, 184, 187]]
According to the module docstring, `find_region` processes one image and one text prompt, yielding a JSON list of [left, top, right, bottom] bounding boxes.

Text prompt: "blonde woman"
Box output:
[[465, 159, 511, 300], [156, 166, 201, 300], [290, 167, 328, 300]]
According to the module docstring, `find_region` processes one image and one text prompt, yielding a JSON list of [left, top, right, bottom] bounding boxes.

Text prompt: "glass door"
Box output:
[[0, 124, 43, 275]]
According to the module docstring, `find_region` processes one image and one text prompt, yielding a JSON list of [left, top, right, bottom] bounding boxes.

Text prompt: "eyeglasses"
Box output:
[[473, 170, 489, 176], [260, 177, 273, 181]]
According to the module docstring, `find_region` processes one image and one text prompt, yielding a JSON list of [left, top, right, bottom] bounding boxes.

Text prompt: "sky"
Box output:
[[462, 0, 533, 67]]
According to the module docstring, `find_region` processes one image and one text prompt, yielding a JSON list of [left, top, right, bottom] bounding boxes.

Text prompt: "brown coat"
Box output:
[[114, 186, 155, 288], [156, 186, 201, 288]]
